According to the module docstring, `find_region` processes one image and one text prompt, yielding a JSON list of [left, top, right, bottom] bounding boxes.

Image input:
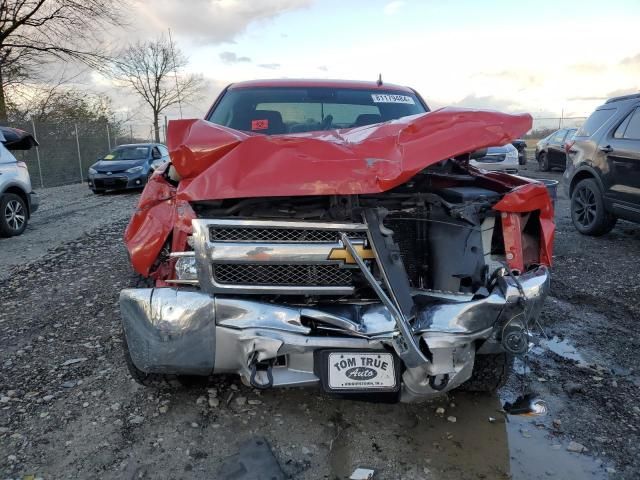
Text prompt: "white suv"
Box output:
[[0, 127, 39, 237]]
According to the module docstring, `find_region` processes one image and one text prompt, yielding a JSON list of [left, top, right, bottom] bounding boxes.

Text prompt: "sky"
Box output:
[[90, 0, 640, 131]]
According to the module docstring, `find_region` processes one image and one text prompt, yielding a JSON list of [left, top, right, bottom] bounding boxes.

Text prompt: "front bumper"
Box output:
[[469, 158, 519, 173], [120, 266, 550, 402], [88, 172, 147, 190]]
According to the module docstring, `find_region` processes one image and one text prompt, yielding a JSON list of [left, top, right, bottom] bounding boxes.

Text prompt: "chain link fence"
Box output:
[[528, 116, 588, 140], [11, 116, 589, 189], [11, 120, 160, 189]]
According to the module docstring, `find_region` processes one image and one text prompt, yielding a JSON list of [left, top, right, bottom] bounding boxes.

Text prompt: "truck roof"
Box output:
[[228, 78, 415, 93]]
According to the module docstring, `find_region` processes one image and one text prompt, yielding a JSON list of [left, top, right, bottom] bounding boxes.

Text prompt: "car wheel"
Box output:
[[458, 353, 512, 392], [92, 189, 105, 194], [570, 179, 617, 236], [538, 152, 550, 171], [518, 152, 527, 166], [0, 193, 28, 237]]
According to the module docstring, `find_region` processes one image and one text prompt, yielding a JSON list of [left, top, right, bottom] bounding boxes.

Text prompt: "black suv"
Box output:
[[564, 93, 640, 235]]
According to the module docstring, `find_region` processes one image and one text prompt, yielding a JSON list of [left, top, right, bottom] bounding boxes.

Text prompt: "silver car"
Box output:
[[470, 143, 520, 173], [0, 127, 39, 237]]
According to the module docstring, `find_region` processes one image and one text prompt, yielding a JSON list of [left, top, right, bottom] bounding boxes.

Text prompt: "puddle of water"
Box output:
[[328, 393, 511, 479], [507, 415, 607, 480], [538, 336, 587, 365]]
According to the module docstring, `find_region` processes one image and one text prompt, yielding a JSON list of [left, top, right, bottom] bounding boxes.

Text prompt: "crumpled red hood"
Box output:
[[169, 107, 532, 200], [125, 108, 552, 277]]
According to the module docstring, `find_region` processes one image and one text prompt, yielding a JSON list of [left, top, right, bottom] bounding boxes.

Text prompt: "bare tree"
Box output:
[[0, 0, 124, 123], [113, 36, 204, 143]]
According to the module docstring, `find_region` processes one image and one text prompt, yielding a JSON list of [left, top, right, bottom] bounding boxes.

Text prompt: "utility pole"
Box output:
[[168, 28, 183, 119]]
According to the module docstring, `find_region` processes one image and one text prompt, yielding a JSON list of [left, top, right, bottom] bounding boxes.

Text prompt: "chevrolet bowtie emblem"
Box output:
[[328, 244, 376, 264]]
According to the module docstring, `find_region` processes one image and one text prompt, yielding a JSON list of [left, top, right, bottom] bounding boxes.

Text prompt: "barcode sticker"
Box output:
[[371, 94, 415, 104]]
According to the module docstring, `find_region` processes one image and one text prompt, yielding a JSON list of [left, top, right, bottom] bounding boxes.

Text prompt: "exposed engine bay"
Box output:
[[187, 161, 522, 298]]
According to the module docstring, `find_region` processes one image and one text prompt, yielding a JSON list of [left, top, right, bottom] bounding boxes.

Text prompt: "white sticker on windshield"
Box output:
[[371, 94, 415, 104]]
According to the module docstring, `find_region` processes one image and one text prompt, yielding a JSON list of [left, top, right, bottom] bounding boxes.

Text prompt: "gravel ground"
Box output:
[[0, 184, 138, 281], [1, 165, 639, 479]]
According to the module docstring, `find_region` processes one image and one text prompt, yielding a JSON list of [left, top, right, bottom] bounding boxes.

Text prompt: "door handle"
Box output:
[[600, 145, 613, 154]]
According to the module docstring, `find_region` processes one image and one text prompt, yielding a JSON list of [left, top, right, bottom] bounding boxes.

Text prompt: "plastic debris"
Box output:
[[350, 467, 376, 480], [503, 394, 548, 416]]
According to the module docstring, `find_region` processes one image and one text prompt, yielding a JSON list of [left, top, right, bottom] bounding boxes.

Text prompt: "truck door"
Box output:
[[604, 106, 640, 211]]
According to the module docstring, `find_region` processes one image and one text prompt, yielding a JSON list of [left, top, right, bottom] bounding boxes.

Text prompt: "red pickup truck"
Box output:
[[120, 79, 553, 402]]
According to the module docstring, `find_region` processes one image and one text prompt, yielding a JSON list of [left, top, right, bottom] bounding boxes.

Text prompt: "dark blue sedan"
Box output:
[[87, 143, 170, 193]]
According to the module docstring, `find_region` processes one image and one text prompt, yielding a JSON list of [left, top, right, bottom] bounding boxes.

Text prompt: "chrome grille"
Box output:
[[192, 219, 370, 295], [214, 264, 352, 287], [209, 226, 367, 243]]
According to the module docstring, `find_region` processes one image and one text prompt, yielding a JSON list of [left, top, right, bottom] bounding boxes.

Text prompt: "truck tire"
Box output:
[[538, 152, 550, 171], [458, 353, 511, 392], [570, 178, 617, 236]]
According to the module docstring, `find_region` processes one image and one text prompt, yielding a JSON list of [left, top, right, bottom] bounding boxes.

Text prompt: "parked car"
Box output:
[[0, 127, 39, 237], [511, 138, 527, 165], [535, 128, 577, 171], [120, 79, 553, 403], [469, 143, 520, 173], [87, 143, 169, 193], [564, 93, 640, 235]]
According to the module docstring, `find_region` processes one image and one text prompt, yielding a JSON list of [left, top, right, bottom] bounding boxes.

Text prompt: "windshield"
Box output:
[[104, 146, 149, 161], [207, 87, 428, 135]]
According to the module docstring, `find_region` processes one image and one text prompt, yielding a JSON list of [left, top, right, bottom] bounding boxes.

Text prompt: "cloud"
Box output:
[[219, 51, 252, 64], [383, 1, 405, 15], [318, 65, 328, 72], [472, 70, 544, 88], [569, 63, 607, 74], [606, 87, 638, 98], [133, 0, 312, 44], [258, 63, 281, 70], [447, 94, 525, 113], [567, 96, 608, 101], [621, 53, 640, 66]]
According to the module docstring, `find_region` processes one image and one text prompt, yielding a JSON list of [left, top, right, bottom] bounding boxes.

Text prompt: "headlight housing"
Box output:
[[173, 254, 198, 284], [125, 165, 144, 173], [88, 167, 97, 174]]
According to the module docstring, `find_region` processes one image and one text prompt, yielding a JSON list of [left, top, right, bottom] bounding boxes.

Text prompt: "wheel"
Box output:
[[458, 353, 512, 392], [0, 193, 28, 237], [92, 189, 105, 194], [518, 152, 527, 166], [570, 178, 617, 236], [538, 152, 550, 171]]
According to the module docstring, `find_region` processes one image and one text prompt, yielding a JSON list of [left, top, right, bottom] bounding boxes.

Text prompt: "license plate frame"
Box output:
[[315, 350, 400, 393]]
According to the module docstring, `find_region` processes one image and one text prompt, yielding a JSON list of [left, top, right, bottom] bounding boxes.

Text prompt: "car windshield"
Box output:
[[104, 146, 149, 161], [207, 87, 428, 135]]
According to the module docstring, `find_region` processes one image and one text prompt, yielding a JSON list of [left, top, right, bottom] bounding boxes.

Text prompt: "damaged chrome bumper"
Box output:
[[120, 266, 549, 402]]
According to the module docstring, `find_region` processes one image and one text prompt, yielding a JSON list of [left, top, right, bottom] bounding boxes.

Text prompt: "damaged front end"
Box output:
[[120, 108, 553, 402]]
